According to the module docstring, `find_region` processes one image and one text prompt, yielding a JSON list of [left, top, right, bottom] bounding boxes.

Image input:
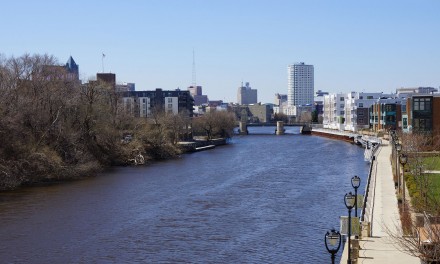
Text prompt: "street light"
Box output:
[[395, 143, 402, 193], [399, 153, 408, 212], [344, 192, 356, 264], [390, 130, 396, 141], [351, 176, 361, 218], [325, 229, 342, 264]]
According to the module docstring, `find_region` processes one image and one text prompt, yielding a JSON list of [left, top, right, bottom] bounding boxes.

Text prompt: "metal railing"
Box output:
[[361, 143, 381, 235], [424, 211, 433, 242]]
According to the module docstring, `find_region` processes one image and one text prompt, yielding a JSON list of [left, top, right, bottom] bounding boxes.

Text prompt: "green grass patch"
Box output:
[[423, 156, 440, 171], [405, 173, 440, 212], [405, 173, 419, 202], [428, 173, 440, 200]]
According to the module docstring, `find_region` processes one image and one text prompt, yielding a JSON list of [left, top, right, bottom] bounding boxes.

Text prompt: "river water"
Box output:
[[0, 128, 369, 263]]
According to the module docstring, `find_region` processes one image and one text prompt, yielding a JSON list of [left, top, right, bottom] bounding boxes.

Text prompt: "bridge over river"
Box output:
[[234, 125, 302, 135], [245, 122, 310, 127], [235, 121, 312, 135]]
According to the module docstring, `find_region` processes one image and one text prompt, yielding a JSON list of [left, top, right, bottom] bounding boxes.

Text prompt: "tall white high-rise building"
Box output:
[[287, 62, 314, 107]]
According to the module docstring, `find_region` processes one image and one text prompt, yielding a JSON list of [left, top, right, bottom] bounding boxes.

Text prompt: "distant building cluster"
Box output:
[[45, 56, 440, 136], [322, 87, 439, 135], [50, 56, 195, 118], [270, 61, 440, 138], [188, 85, 208, 106]]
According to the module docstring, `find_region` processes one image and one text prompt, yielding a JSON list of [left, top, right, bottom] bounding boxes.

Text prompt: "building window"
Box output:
[[359, 96, 363, 99], [168, 98, 173, 103], [403, 117, 408, 129], [358, 112, 364, 116], [414, 97, 432, 111], [340, 97, 344, 101], [414, 118, 432, 131], [359, 103, 363, 108], [385, 104, 395, 112], [367, 96, 373, 99]]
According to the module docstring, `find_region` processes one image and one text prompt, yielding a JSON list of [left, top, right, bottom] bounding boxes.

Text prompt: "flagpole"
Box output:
[[102, 53, 105, 73]]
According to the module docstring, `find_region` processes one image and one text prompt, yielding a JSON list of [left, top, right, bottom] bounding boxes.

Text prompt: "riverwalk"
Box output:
[[340, 140, 419, 263]]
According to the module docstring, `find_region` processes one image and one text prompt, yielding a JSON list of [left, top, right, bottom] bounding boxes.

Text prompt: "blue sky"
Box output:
[[1, 0, 439, 103]]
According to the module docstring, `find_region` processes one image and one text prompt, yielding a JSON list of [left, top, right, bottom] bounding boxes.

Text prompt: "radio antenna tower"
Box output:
[[192, 48, 196, 86]]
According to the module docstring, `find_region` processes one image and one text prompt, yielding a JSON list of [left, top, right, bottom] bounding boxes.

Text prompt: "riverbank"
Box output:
[[177, 138, 227, 153], [309, 129, 418, 262], [311, 128, 382, 150], [311, 128, 356, 143], [0, 137, 229, 191], [340, 140, 419, 263]]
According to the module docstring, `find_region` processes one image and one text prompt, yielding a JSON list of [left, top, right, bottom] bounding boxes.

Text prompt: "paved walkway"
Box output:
[[340, 141, 420, 263], [424, 170, 440, 174]]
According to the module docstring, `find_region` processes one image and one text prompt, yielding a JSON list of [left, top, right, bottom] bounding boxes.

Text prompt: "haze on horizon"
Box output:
[[1, 0, 439, 104]]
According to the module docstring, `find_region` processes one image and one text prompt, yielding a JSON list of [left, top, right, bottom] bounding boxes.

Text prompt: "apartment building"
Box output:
[[323, 92, 392, 131], [323, 93, 346, 130], [404, 94, 440, 135], [369, 98, 403, 132], [121, 88, 194, 118], [287, 62, 314, 107], [344, 92, 390, 131]]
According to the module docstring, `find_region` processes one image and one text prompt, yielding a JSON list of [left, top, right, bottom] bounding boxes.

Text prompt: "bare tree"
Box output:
[[164, 109, 191, 144], [400, 132, 440, 213], [385, 214, 440, 263], [385, 132, 440, 263], [0, 53, 136, 188], [192, 110, 236, 140]]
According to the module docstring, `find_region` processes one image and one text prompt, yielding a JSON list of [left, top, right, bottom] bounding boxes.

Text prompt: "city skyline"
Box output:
[[1, 0, 439, 103]]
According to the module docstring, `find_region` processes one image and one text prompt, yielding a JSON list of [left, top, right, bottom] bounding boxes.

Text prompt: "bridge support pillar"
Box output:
[[275, 121, 285, 135], [300, 124, 312, 134], [239, 121, 248, 135]]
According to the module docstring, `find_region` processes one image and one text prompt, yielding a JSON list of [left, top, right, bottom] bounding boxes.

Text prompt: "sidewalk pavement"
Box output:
[[340, 141, 419, 263], [424, 170, 440, 174]]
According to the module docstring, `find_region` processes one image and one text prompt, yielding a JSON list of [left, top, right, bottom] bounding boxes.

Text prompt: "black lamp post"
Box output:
[[325, 229, 342, 264], [391, 131, 397, 146], [351, 176, 361, 218], [395, 143, 402, 193], [344, 192, 356, 264], [399, 153, 407, 212]]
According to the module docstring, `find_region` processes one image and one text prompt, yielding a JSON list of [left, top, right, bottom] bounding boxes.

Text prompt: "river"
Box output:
[[0, 128, 369, 263]]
